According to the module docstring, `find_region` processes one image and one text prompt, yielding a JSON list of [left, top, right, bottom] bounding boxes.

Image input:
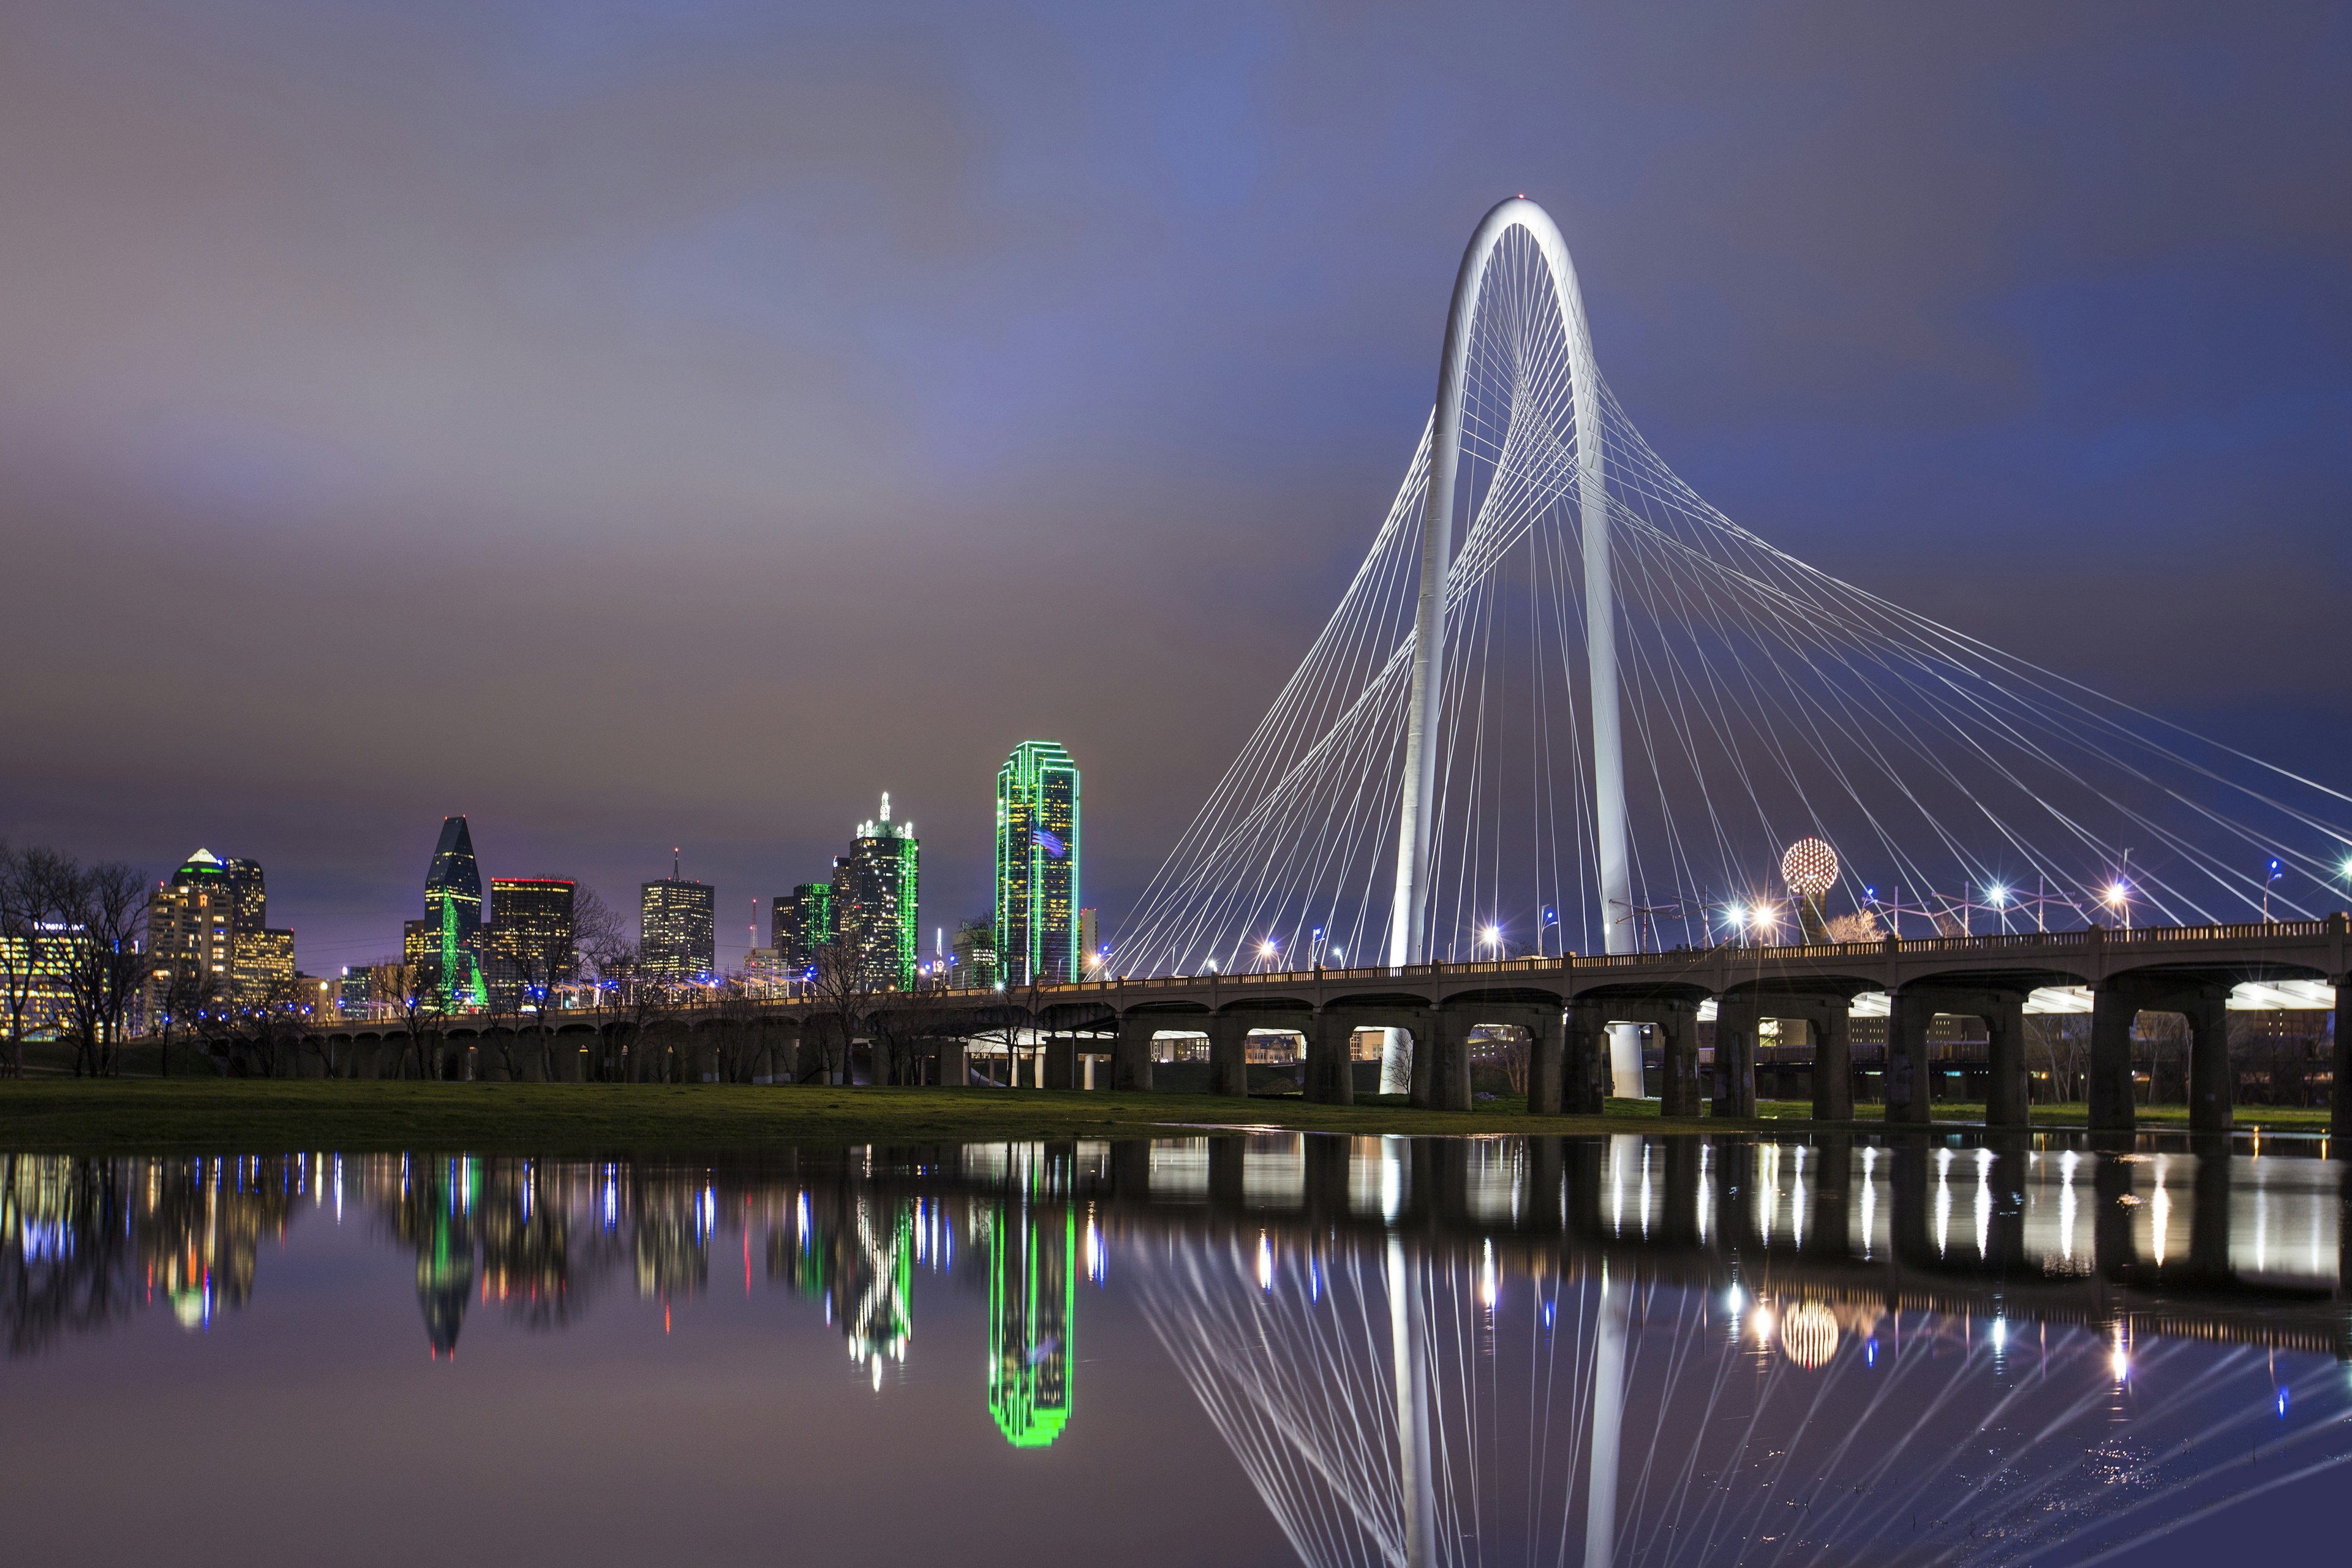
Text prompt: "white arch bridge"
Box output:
[[1098, 194, 2352, 1116]]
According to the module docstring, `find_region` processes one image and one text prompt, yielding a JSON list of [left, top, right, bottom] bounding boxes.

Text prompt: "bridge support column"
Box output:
[[1043, 1029, 1078, 1091], [2089, 986, 2137, 1132], [1525, 1009, 1566, 1115], [1411, 1008, 1473, 1112], [2186, 989, 2234, 1134], [1566, 1003, 1609, 1114], [1111, 1016, 1156, 1091], [935, 1038, 968, 1087], [1985, 994, 2030, 1129], [1812, 1008, 1853, 1122], [1711, 997, 1757, 1120], [1306, 1008, 1356, 1105], [1208, 1016, 1250, 1097], [1885, 991, 1935, 1126], [1657, 1012, 1702, 1118]]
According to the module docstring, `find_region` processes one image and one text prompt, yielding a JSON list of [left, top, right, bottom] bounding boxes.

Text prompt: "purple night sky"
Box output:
[[2, 2, 2345, 974]]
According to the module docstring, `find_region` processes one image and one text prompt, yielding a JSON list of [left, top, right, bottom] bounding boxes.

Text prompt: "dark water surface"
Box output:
[[4, 1131, 2348, 1566]]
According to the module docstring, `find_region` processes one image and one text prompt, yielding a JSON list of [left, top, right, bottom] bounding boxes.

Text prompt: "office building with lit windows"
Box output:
[[640, 874, 717, 985], [147, 848, 296, 1012], [487, 877, 576, 1006], [952, 918, 998, 989], [995, 741, 1080, 985], [774, 883, 834, 978], [832, 794, 918, 989]]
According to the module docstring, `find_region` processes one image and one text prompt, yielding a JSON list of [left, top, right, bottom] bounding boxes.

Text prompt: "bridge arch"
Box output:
[[1395, 197, 1624, 968]]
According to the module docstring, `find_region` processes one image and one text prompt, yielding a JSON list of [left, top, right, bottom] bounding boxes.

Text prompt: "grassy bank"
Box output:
[[0, 1079, 2328, 1154]]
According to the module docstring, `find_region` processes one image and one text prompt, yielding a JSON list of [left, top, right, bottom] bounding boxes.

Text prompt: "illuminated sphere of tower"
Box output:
[[1780, 837, 1839, 899]]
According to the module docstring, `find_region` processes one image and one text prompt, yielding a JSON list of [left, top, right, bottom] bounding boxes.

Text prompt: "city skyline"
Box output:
[[4, 6, 2342, 978]]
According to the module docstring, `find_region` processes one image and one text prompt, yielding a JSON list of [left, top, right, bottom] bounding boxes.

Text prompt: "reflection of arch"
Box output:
[[989, 1204, 1075, 1449], [1132, 1199, 2352, 1567]]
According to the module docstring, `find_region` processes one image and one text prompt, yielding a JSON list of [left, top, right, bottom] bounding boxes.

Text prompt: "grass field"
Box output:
[[0, 1077, 2328, 1154]]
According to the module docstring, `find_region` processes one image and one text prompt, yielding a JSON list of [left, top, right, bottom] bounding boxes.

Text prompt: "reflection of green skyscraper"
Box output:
[[989, 1205, 1075, 1449], [995, 742, 1080, 984]]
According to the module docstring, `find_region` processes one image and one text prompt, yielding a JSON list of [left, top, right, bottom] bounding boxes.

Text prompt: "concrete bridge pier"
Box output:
[[2089, 987, 2137, 1131], [1711, 998, 1758, 1120], [1656, 1011, 1702, 1118], [1980, 993, 2030, 1128], [1111, 1016, 1158, 1091], [1208, 1015, 1251, 1096], [1043, 1026, 1081, 1090], [1566, 1003, 1611, 1114], [1885, 992, 1936, 1125], [2184, 990, 2233, 1133], [1525, 1009, 1566, 1115], [1306, 1008, 1356, 1104], [1803, 1004, 1854, 1122]]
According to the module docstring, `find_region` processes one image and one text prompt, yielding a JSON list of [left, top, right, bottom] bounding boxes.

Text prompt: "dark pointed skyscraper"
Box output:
[[409, 815, 486, 1008]]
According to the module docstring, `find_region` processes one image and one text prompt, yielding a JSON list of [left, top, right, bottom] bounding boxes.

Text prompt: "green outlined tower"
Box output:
[[422, 816, 486, 1010], [988, 1204, 1075, 1449], [995, 742, 1081, 984]]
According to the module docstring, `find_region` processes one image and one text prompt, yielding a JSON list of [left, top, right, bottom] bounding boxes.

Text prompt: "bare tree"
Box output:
[[802, 940, 879, 1084], [50, 859, 151, 1079], [151, 953, 219, 1080], [0, 844, 55, 1079], [386, 961, 448, 1080], [222, 977, 306, 1078]]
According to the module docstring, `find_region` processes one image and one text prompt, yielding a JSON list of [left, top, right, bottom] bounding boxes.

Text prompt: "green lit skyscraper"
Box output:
[[832, 794, 918, 989], [995, 741, 1080, 984], [420, 815, 485, 1009]]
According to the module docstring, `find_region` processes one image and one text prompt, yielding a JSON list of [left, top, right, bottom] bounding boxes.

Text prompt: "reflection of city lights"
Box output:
[[1257, 1233, 1273, 1291], [1991, 1316, 2008, 1350], [1752, 1303, 1776, 1345], [1482, 1240, 1498, 1310], [2110, 1324, 2130, 1383], [1865, 1336, 1879, 1368]]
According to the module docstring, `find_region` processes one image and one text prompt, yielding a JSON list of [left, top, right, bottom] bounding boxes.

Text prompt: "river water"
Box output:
[[4, 1131, 2346, 1566]]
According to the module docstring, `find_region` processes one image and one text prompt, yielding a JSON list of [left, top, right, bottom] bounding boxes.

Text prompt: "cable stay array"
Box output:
[[1115, 202, 2352, 977]]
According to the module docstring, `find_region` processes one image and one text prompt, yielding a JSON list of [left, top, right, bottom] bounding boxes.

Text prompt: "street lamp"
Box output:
[[1539, 905, 1558, 959], [2105, 880, 2131, 932]]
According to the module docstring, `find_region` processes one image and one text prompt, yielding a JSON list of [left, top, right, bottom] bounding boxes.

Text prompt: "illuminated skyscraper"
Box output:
[[995, 742, 1080, 984], [832, 795, 918, 989], [147, 848, 295, 1011], [952, 918, 997, 989], [486, 877, 576, 1006], [640, 869, 717, 985], [774, 883, 835, 978], [420, 816, 486, 1008]]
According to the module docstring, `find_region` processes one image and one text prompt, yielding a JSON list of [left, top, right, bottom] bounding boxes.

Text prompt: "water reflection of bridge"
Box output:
[[876, 1133, 2352, 1360]]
